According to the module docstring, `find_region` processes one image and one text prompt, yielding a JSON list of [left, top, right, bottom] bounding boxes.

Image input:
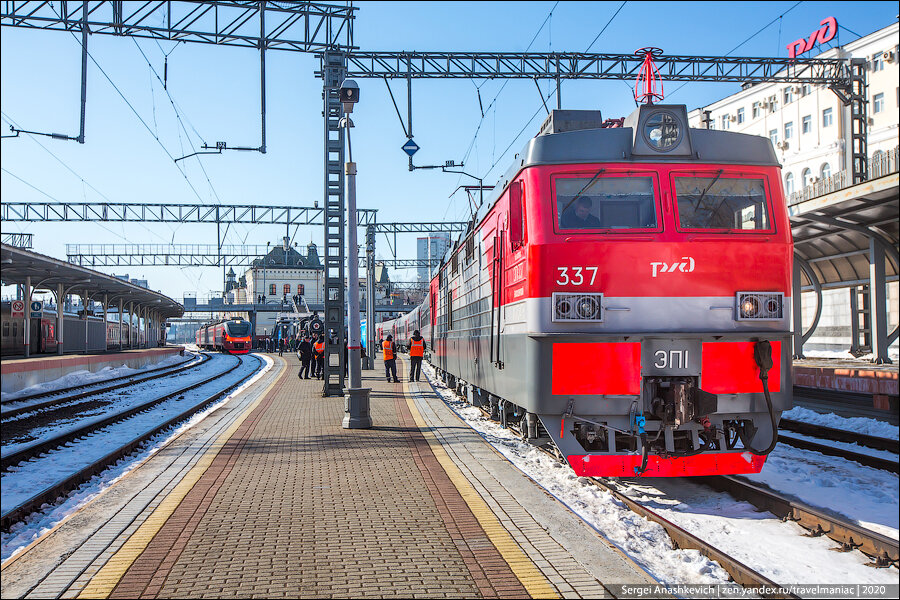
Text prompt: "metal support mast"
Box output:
[[321, 51, 348, 396]]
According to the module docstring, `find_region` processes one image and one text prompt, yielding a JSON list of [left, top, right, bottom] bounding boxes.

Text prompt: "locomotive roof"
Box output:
[[444, 104, 780, 262]]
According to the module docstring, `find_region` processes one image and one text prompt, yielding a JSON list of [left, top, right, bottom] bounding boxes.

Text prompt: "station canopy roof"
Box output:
[[1, 243, 183, 318], [789, 173, 899, 290]]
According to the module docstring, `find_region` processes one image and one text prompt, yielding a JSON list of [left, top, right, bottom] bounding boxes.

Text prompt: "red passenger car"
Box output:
[[196, 317, 252, 354]]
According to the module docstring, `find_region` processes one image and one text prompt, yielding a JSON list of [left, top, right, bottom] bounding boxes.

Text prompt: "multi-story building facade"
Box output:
[[688, 22, 897, 197], [417, 234, 451, 283], [687, 21, 899, 355]]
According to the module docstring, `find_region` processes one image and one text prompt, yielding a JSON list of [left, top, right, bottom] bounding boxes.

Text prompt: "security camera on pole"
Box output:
[[340, 79, 372, 429]]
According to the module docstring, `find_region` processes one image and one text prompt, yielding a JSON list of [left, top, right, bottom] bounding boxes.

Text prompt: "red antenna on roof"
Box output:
[[634, 47, 664, 105]]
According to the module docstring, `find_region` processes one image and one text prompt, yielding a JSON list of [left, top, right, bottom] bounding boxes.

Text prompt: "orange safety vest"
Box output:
[[314, 341, 325, 354], [382, 340, 394, 361], [409, 339, 425, 357]]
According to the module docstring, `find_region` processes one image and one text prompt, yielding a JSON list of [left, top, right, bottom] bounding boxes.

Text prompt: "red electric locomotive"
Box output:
[[383, 100, 793, 478], [196, 317, 252, 354]]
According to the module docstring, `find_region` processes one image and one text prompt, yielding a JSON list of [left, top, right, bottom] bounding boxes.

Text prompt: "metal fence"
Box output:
[[788, 146, 899, 206]]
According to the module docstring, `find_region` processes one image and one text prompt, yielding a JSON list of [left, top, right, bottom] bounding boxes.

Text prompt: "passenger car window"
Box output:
[[675, 176, 770, 231], [556, 176, 657, 230]]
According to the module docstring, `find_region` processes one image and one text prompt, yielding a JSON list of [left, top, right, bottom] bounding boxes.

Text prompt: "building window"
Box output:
[[784, 121, 793, 139], [822, 108, 833, 127], [297, 284, 305, 295], [801, 168, 813, 187], [769, 129, 778, 145], [873, 93, 884, 114], [783, 87, 794, 104], [269, 284, 277, 296], [752, 102, 761, 119], [785, 173, 794, 196], [820, 163, 831, 180], [802, 115, 812, 134], [720, 115, 729, 130], [801, 83, 811, 97], [737, 107, 745, 123], [283, 284, 290, 296], [768, 96, 778, 112], [872, 55, 884, 72]]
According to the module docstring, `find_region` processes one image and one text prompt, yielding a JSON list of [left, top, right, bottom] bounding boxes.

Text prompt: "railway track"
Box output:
[[439, 370, 896, 594], [697, 475, 898, 569], [463, 403, 799, 597], [1, 352, 208, 421], [776, 432, 898, 473], [776, 417, 899, 474], [0, 353, 263, 532]]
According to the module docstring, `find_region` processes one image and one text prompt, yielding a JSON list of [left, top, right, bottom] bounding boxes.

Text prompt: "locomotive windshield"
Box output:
[[555, 176, 657, 230], [226, 321, 251, 336], [674, 176, 770, 231]]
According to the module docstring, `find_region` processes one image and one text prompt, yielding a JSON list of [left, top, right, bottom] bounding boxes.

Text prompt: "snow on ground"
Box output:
[[0, 353, 272, 563], [742, 444, 899, 539], [420, 363, 899, 589], [1, 353, 235, 456], [1, 352, 192, 403], [782, 406, 898, 441], [777, 430, 898, 461]]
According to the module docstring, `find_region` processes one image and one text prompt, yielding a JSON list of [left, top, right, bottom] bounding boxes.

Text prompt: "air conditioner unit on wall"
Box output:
[[883, 51, 896, 63], [729, 114, 737, 122]]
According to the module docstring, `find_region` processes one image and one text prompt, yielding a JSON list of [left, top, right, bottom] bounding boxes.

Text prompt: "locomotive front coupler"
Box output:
[[645, 376, 718, 428]]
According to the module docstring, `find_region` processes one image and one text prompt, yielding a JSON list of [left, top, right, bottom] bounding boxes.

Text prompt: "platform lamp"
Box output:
[[340, 79, 372, 429]]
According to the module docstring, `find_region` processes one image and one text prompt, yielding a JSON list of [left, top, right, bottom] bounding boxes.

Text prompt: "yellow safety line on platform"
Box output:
[[403, 377, 560, 600], [76, 357, 286, 600]]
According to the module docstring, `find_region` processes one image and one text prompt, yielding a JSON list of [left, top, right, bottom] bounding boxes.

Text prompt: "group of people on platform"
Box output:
[[379, 330, 426, 383], [277, 329, 427, 384]]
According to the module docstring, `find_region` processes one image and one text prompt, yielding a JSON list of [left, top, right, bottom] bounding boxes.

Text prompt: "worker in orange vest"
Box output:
[[383, 334, 400, 383], [408, 330, 426, 382], [313, 334, 326, 380]]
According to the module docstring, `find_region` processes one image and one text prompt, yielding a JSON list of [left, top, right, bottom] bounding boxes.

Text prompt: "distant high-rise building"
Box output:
[[417, 234, 451, 283]]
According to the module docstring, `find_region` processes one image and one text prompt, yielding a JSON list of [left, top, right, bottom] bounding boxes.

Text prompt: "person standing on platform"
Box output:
[[408, 330, 426, 382], [298, 334, 312, 379], [382, 334, 400, 383], [278, 336, 285, 357], [314, 334, 326, 379]]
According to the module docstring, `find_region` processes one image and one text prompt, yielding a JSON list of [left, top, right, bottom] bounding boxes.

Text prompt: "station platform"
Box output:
[[0, 354, 655, 599], [792, 356, 899, 413], [0, 347, 185, 394]]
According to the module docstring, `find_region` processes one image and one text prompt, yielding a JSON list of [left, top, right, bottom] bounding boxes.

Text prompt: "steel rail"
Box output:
[[780, 419, 898, 454], [595, 477, 799, 598], [776, 433, 899, 473], [1, 353, 207, 420], [453, 381, 798, 598], [699, 475, 899, 569], [1, 353, 242, 471], [0, 354, 263, 532]]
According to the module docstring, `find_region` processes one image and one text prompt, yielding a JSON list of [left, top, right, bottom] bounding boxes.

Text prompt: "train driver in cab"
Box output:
[[560, 196, 601, 229]]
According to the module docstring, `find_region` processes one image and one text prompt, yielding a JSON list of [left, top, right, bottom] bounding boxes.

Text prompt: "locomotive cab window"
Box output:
[[674, 175, 771, 231], [555, 175, 658, 231], [226, 321, 252, 337]]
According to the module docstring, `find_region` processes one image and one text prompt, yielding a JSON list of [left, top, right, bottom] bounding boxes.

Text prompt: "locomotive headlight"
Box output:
[[643, 111, 681, 151], [739, 296, 760, 319], [736, 292, 783, 320], [576, 296, 600, 319], [553, 292, 603, 322]]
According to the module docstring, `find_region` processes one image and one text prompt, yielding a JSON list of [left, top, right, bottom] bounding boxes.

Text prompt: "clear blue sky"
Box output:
[[2, 1, 897, 302]]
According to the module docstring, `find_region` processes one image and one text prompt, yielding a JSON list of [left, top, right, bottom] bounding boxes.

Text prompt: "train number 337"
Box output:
[[556, 266, 598, 286]]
